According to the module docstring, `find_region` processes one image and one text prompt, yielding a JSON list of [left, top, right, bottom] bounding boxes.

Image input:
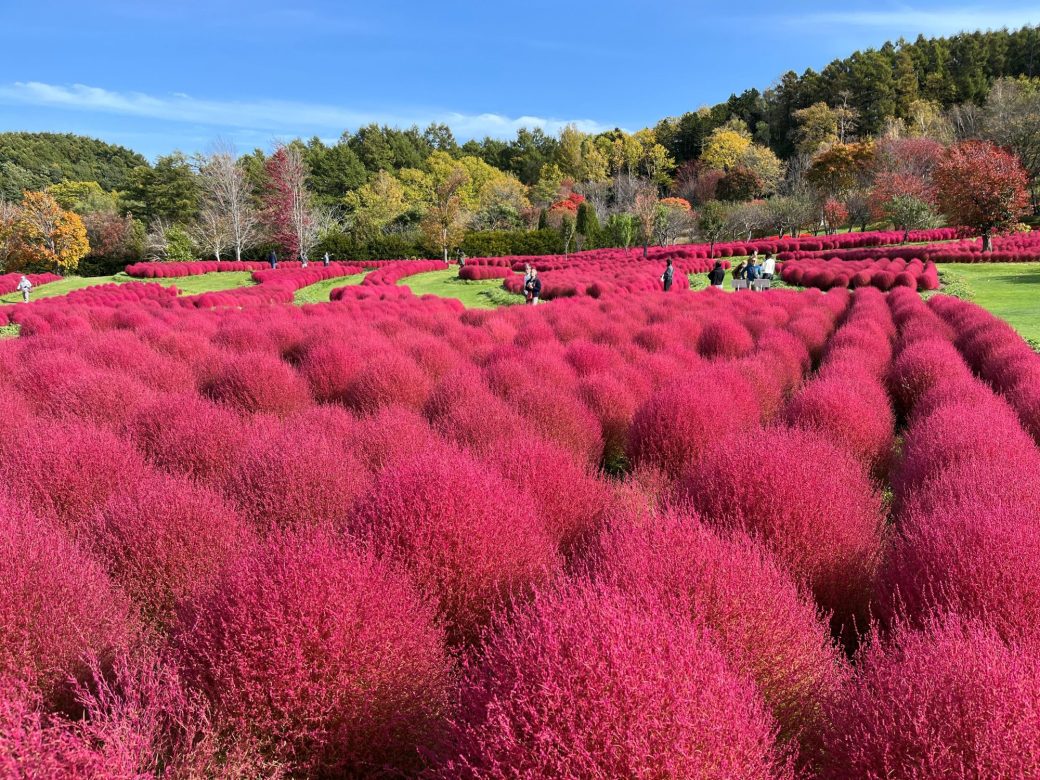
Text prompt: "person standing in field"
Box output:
[[268, 249, 278, 269], [661, 259, 675, 291], [525, 268, 542, 305], [16, 276, 31, 303], [746, 255, 761, 290], [323, 251, 331, 267], [707, 261, 726, 288], [762, 252, 776, 281]]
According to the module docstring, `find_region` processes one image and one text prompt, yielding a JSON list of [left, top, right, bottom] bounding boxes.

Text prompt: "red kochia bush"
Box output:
[[173, 531, 453, 777], [483, 435, 611, 558], [629, 368, 758, 478], [818, 616, 1040, 779], [350, 446, 561, 642], [887, 338, 967, 415], [883, 494, 1040, 644], [0, 420, 150, 533], [434, 581, 791, 779], [90, 473, 253, 630], [223, 411, 368, 533], [594, 508, 846, 747], [678, 426, 885, 624], [698, 316, 755, 359], [0, 496, 130, 703], [784, 371, 894, 476], [341, 351, 431, 413], [200, 350, 311, 416], [129, 392, 248, 485]]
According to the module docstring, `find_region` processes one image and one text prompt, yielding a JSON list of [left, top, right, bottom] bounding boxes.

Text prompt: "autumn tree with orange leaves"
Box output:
[[4, 191, 89, 275]]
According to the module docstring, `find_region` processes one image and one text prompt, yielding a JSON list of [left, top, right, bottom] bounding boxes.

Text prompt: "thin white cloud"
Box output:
[[0, 81, 615, 140], [800, 5, 1040, 36]]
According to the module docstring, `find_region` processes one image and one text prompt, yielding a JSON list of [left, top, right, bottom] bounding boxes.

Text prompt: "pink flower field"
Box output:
[[0, 264, 1038, 778]]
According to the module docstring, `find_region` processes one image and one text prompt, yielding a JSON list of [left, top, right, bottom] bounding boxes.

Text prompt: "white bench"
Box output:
[[732, 279, 749, 290]]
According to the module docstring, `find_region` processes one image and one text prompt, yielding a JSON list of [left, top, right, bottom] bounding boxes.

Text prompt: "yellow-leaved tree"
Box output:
[[9, 191, 89, 275], [701, 126, 752, 171]]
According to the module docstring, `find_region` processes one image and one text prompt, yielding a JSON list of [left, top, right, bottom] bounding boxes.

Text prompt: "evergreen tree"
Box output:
[[575, 202, 599, 246]]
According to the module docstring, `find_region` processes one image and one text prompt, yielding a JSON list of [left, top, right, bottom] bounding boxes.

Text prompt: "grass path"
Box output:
[[293, 272, 367, 304], [398, 269, 524, 308], [941, 263, 1040, 344]]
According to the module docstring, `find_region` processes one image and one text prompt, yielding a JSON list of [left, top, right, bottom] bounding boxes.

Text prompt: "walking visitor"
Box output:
[[16, 275, 31, 303], [661, 259, 675, 291]]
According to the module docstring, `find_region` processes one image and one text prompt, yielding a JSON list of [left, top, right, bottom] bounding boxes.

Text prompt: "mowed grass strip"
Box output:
[[942, 262, 1040, 343], [398, 268, 524, 308], [293, 272, 368, 304]]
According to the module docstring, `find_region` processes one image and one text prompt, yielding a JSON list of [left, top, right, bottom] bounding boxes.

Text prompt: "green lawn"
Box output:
[[398, 269, 524, 308], [293, 272, 367, 304], [942, 263, 1040, 344], [0, 271, 255, 305]]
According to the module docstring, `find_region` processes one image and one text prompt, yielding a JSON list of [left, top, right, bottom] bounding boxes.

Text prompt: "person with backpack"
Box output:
[[661, 258, 675, 291], [707, 261, 726, 289], [15, 275, 31, 303]]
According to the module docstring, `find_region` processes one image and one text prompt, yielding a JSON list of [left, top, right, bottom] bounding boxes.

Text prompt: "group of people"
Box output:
[[731, 251, 776, 288], [523, 264, 542, 304], [266, 251, 333, 269]]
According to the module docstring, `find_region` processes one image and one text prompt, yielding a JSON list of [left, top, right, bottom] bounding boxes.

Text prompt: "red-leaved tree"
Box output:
[[263, 146, 314, 260], [933, 140, 1029, 250]]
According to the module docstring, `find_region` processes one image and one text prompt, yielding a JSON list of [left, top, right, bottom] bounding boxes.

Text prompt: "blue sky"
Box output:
[[1, 1, 1039, 159]]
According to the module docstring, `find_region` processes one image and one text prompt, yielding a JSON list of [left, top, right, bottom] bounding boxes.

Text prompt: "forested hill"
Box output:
[[636, 26, 1040, 165], [0, 133, 147, 199]]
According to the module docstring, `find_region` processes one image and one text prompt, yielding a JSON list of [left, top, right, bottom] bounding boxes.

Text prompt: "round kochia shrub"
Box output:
[[0, 420, 150, 534], [892, 396, 1039, 499], [883, 493, 1040, 644], [484, 434, 611, 558], [222, 411, 368, 533], [350, 446, 562, 642], [783, 371, 894, 475], [90, 473, 253, 630], [200, 350, 311, 416], [130, 392, 248, 485], [678, 426, 885, 624], [818, 616, 1040, 779], [434, 581, 791, 779], [0, 496, 130, 703], [173, 530, 453, 777], [594, 508, 846, 748], [629, 367, 758, 478], [887, 338, 966, 415]]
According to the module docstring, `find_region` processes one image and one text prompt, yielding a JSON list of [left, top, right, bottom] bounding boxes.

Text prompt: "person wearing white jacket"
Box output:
[[16, 276, 31, 303], [761, 253, 776, 280]]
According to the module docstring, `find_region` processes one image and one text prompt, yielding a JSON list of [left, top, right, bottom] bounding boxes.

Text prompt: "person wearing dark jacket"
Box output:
[[267, 249, 278, 269], [661, 259, 675, 291], [733, 261, 747, 280], [707, 261, 726, 288]]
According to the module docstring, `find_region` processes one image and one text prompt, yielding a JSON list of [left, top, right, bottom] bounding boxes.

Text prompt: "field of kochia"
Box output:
[[0, 244, 1039, 778]]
